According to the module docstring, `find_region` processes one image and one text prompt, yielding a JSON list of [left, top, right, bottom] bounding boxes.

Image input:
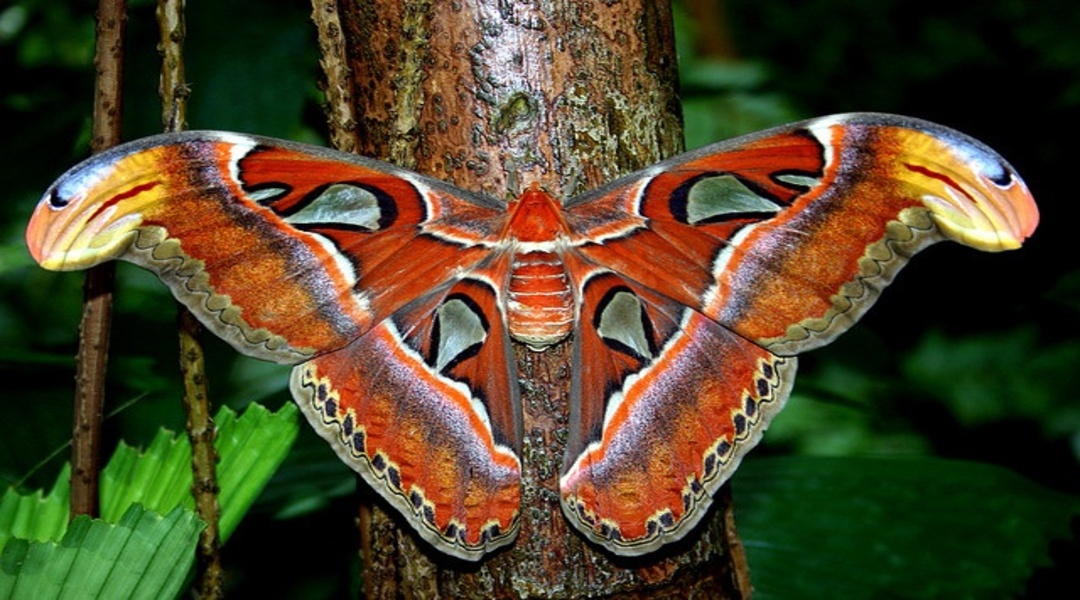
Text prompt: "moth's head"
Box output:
[[889, 122, 1039, 252], [26, 142, 174, 271]]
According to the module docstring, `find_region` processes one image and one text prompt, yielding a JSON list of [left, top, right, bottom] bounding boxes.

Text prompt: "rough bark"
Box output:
[[314, 1, 748, 596]]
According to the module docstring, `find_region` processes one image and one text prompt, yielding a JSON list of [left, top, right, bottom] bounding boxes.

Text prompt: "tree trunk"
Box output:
[[312, 0, 749, 596]]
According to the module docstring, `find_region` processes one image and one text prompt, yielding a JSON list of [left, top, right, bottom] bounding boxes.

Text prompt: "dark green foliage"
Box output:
[[734, 457, 1080, 598]]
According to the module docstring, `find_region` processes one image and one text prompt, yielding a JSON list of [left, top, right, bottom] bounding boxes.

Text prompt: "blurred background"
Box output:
[[1, 0, 1076, 596]]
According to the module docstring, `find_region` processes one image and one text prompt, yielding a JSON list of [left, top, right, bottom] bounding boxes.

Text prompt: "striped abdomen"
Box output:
[[506, 250, 574, 349]]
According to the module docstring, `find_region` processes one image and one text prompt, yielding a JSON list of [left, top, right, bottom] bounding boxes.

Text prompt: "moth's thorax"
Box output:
[[505, 186, 575, 349], [504, 184, 568, 243]]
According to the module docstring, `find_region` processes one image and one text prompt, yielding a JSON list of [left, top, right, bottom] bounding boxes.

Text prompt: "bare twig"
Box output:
[[71, 0, 127, 521], [156, 0, 224, 596], [311, 0, 359, 153], [310, 3, 375, 590], [178, 310, 222, 598], [158, 0, 189, 132], [90, 0, 127, 155]]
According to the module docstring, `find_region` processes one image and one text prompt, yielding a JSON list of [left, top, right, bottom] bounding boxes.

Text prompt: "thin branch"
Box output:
[[311, 3, 374, 589], [90, 0, 127, 154], [156, 0, 224, 596], [686, 0, 739, 59], [158, 0, 190, 132], [310, 0, 359, 153], [179, 310, 223, 598], [71, 0, 127, 521]]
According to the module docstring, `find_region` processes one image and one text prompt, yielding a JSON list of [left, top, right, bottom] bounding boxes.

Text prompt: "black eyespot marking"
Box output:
[[480, 523, 501, 543], [733, 413, 747, 436], [986, 162, 1014, 187], [646, 520, 658, 536], [49, 189, 70, 208], [387, 466, 401, 490], [703, 454, 717, 477], [715, 440, 732, 457], [576, 503, 591, 522], [599, 523, 613, 538], [756, 378, 770, 397], [744, 396, 757, 418]]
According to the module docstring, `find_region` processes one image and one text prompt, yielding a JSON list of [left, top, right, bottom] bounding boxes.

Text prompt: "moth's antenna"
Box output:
[[504, 154, 521, 200], [563, 157, 585, 198]]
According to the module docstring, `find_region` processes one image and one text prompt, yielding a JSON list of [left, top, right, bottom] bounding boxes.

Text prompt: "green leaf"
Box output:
[[99, 424, 190, 524], [0, 465, 70, 548], [101, 402, 300, 541], [733, 456, 1080, 598], [0, 504, 202, 600], [1, 401, 298, 552], [212, 401, 300, 539], [0, 402, 298, 597], [255, 427, 355, 520]]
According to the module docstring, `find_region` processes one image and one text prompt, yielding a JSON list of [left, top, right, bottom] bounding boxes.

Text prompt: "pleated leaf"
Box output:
[[733, 456, 1080, 598], [100, 402, 300, 541], [0, 504, 202, 600], [1, 401, 299, 599], [0, 465, 70, 549]]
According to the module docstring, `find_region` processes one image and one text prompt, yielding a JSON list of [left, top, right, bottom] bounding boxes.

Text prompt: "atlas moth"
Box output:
[[26, 113, 1038, 560]]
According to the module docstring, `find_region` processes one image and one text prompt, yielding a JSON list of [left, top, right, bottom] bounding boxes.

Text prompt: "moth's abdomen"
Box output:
[[506, 250, 574, 349]]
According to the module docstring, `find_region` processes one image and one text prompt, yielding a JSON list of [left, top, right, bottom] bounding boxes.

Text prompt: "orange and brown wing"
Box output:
[[25, 132, 521, 560], [26, 131, 506, 362], [559, 113, 1038, 554], [293, 270, 522, 559], [561, 266, 794, 555]]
